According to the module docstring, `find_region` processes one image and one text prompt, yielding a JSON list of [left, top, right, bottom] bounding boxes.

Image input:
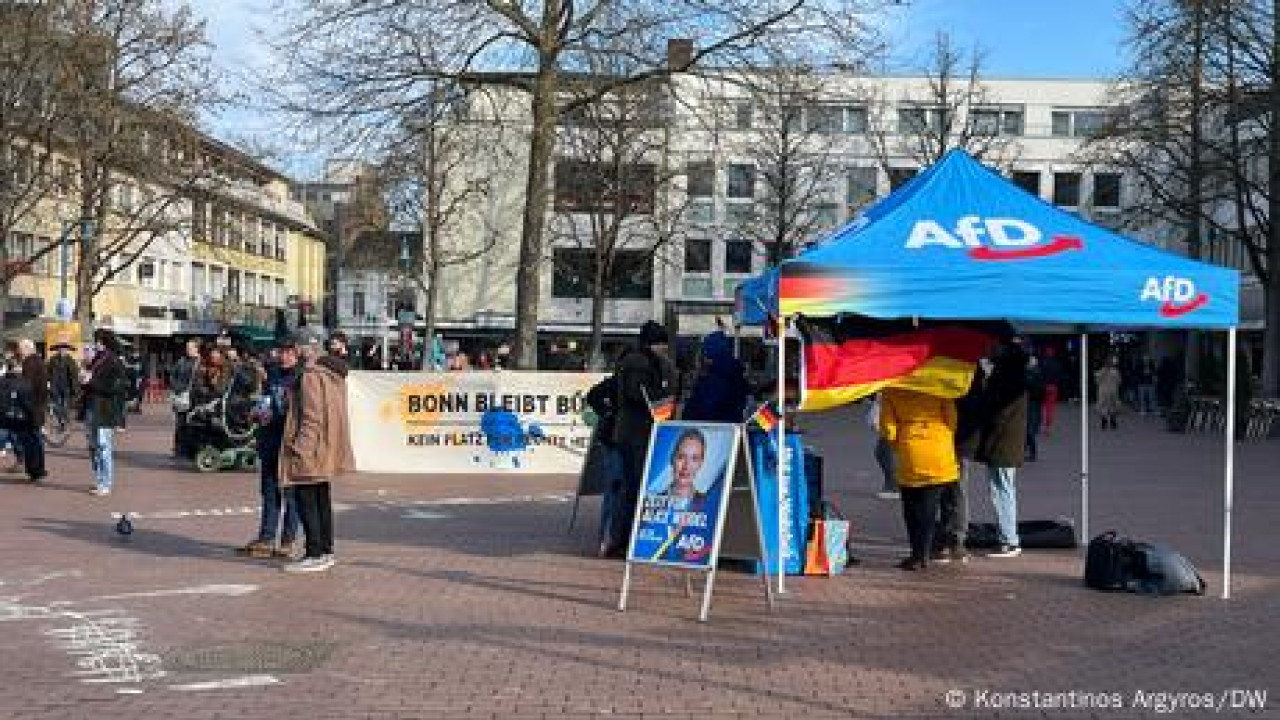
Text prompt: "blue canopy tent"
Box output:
[[739, 149, 1242, 597]]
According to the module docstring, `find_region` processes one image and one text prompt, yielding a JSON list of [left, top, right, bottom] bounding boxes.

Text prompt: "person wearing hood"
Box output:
[[975, 340, 1030, 558], [279, 327, 356, 573], [681, 331, 748, 424], [605, 320, 677, 557]]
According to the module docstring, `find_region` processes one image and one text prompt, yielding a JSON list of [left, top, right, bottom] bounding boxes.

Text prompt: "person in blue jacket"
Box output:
[[681, 331, 749, 424]]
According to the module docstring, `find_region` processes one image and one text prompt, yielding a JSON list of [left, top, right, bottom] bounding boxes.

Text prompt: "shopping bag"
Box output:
[[804, 518, 850, 576]]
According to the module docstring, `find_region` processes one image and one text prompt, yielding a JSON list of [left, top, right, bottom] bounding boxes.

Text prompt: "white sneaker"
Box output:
[[986, 545, 1022, 558], [90, 487, 111, 496], [875, 491, 900, 500], [282, 556, 334, 573]]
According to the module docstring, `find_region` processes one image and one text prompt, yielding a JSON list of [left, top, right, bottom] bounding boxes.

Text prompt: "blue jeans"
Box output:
[[257, 451, 300, 544], [86, 419, 115, 491], [987, 466, 1019, 548], [1136, 384, 1157, 414]]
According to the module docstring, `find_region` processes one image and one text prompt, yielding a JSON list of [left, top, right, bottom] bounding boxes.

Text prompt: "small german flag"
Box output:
[[648, 395, 675, 422], [749, 401, 780, 433]]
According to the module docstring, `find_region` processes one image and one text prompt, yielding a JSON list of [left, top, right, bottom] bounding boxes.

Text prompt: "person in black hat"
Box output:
[[603, 319, 677, 557], [81, 329, 129, 496]]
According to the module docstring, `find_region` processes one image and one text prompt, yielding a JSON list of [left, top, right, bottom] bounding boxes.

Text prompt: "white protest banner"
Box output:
[[346, 371, 605, 474]]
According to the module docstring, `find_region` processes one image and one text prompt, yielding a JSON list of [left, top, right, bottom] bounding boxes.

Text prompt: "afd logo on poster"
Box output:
[[1141, 276, 1209, 317], [906, 216, 1084, 261]]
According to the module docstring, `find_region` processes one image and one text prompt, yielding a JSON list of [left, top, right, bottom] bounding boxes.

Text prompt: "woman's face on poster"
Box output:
[[672, 434, 705, 496]]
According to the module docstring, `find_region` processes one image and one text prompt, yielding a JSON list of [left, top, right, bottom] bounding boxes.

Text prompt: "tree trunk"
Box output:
[[587, 260, 607, 371], [511, 47, 561, 370], [72, 189, 102, 323], [1184, 0, 1206, 385], [1265, 0, 1280, 396], [424, 259, 439, 371], [0, 279, 9, 333]]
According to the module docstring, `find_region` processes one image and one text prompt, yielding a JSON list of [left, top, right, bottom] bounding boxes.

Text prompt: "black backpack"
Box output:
[[1084, 531, 1139, 591], [0, 376, 31, 427], [1130, 544, 1207, 595]]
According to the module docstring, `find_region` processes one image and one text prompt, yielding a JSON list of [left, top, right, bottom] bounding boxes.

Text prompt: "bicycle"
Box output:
[[44, 397, 73, 448]]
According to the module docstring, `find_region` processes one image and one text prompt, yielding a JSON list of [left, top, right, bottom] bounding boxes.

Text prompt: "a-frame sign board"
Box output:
[[617, 421, 773, 622]]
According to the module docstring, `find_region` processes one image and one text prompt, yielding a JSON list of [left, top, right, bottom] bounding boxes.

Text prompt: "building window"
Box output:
[[685, 238, 711, 273], [725, 204, 755, 227], [734, 102, 752, 130], [726, 164, 755, 199], [1053, 172, 1082, 207], [898, 107, 945, 135], [1093, 173, 1121, 208], [55, 161, 73, 197], [682, 277, 713, 298], [552, 248, 653, 300], [724, 240, 753, 275], [888, 166, 918, 190], [686, 161, 714, 198], [847, 166, 878, 211], [782, 106, 803, 133], [211, 266, 226, 299], [1051, 109, 1108, 138], [971, 107, 1024, 136], [554, 159, 657, 214], [806, 105, 843, 134], [138, 258, 157, 288], [352, 290, 366, 319], [810, 203, 840, 230], [1012, 171, 1041, 197], [192, 263, 207, 299], [844, 106, 869, 134]]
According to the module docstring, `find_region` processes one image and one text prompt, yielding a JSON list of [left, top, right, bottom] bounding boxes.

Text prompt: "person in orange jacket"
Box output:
[[879, 386, 960, 571]]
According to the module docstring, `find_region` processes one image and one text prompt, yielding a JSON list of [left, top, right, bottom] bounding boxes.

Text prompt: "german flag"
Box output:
[[749, 401, 780, 432], [798, 316, 1006, 411]]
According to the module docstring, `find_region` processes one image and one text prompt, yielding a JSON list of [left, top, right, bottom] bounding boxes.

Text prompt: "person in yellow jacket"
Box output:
[[879, 386, 960, 571]]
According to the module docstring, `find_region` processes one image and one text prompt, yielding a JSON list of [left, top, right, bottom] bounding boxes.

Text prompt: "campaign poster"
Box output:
[[628, 422, 738, 570]]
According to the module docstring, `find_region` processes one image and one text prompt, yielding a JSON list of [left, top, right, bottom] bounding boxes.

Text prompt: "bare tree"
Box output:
[[376, 87, 502, 363], [271, 0, 879, 368], [1090, 0, 1280, 393], [727, 66, 851, 265], [0, 2, 74, 330], [53, 0, 221, 322], [867, 31, 1016, 175], [550, 69, 686, 369]]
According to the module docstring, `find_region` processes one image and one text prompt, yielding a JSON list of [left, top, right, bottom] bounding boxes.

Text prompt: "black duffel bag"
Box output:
[[1085, 531, 1137, 591], [964, 519, 1078, 550]]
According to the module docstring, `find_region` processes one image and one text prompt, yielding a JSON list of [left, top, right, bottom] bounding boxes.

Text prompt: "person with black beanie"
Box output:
[[604, 320, 677, 557]]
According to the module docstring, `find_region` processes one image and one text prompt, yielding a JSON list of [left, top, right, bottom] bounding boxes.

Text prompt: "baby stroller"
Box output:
[[178, 382, 260, 473]]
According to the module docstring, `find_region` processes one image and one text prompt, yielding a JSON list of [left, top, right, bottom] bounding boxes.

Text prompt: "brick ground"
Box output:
[[0, 403, 1277, 719]]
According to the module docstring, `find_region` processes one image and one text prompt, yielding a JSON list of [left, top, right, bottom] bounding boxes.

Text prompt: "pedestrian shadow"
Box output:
[[22, 516, 248, 565]]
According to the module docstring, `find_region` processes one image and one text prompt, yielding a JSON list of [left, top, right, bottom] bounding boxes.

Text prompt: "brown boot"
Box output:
[[235, 540, 273, 558]]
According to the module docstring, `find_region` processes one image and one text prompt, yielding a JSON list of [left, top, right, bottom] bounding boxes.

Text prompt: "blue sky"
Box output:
[[886, 0, 1129, 78], [191, 0, 1131, 176]]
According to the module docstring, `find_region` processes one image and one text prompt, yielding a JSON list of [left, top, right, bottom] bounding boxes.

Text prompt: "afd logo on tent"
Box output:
[[1142, 276, 1209, 318], [906, 217, 1084, 261]]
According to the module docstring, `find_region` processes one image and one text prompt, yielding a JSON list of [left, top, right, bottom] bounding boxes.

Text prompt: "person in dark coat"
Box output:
[[47, 343, 79, 421], [238, 337, 302, 558], [605, 320, 678, 557], [0, 357, 44, 481], [80, 329, 130, 496], [975, 341, 1029, 557], [12, 340, 47, 481], [936, 366, 986, 563], [584, 372, 623, 557], [680, 331, 749, 423]]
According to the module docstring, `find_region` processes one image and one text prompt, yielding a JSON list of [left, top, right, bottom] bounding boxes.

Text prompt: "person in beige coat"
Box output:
[[280, 327, 356, 573]]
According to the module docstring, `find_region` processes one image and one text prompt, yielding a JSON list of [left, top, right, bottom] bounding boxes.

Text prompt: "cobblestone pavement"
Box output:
[[0, 404, 1276, 720]]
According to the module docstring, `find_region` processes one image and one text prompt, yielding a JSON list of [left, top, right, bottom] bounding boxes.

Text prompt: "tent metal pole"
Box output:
[[1223, 327, 1237, 600], [1080, 332, 1090, 544], [776, 316, 789, 595]]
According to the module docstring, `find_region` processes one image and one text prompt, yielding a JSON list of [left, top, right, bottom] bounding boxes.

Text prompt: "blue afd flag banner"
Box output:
[[629, 423, 737, 569], [748, 430, 809, 576], [738, 149, 1240, 329]]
